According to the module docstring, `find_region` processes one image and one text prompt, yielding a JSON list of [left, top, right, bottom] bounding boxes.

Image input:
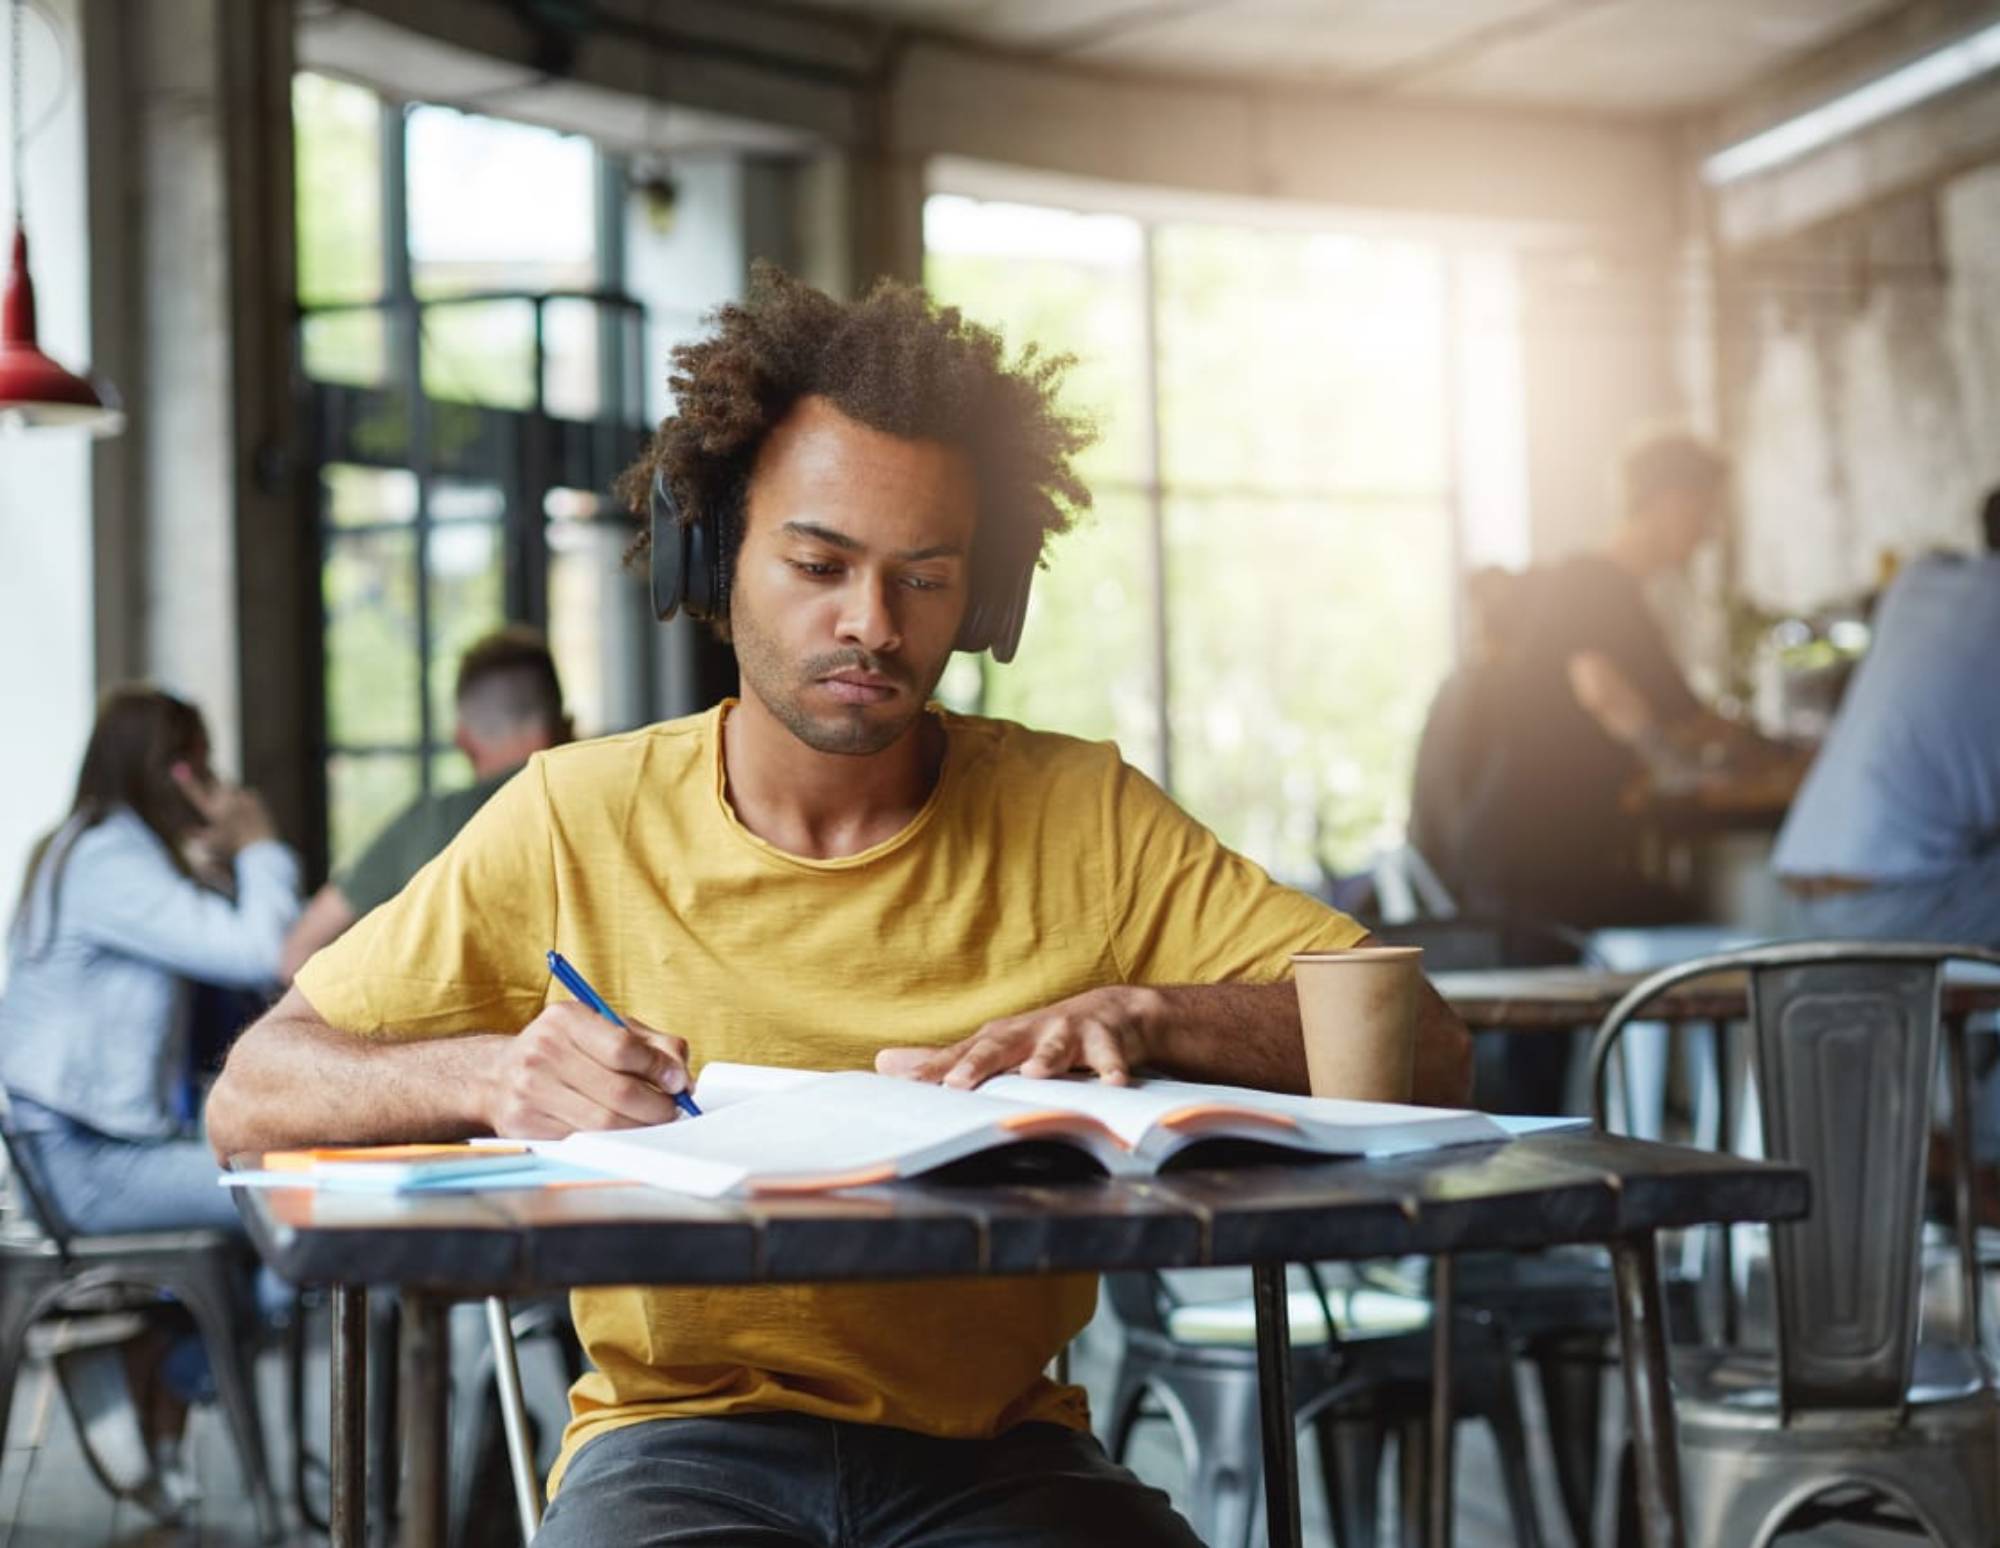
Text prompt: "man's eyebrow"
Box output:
[[780, 520, 966, 562], [896, 540, 967, 562], [781, 520, 863, 552]]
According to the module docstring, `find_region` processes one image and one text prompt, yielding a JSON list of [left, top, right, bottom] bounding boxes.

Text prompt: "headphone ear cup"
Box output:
[[953, 591, 991, 656], [684, 510, 718, 620], [985, 559, 1035, 664], [953, 553, 1036, 662], [651, 468, 728, 623], [650, 470, 686, 622]]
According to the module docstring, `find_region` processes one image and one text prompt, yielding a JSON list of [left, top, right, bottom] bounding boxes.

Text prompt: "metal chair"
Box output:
[[1588, 940, 2000, 1548], [1102, 1266, 1546, 1547], [451, 1294, 579, 1547], [0, 1091, 284, 1540]]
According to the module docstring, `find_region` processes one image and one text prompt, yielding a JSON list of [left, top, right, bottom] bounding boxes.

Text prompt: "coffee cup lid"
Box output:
[[1291, 945, 1424, 962]]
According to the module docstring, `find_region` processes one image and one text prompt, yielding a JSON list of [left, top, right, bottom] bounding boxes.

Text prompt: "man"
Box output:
[[208, 266, 1470, 1546], [1452, 430, 1744, 927], [278, 627, 570, 980], [1772, 489, 2000, 945]]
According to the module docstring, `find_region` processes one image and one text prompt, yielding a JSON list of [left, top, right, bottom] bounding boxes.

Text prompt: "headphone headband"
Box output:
[[648, 468, 1034, 663]]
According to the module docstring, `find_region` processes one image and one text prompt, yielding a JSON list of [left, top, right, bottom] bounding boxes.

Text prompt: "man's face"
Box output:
[[1651, 482, 1725, 570], [729, 396, 978, 757]]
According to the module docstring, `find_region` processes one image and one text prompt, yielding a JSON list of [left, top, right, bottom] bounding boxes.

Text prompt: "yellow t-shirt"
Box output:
[[295, 702, 1365, 1487]]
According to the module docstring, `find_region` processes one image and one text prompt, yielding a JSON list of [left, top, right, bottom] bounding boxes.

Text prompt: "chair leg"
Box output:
[[0, 1267, 56, 1460], [1315, 1414, 1388, 1548], [1484, 1361, 1547, 1548], [369, 1295, 401, 1548], [1104, 1358, 1151, 1464], [1395, 1414, 1429, 1548], [289, 1288, 330, 1534], [159, 1254, 284, 1543], [1608, 1439, 1640, 1548], [1534, 1340, 1603, 1548], [1173, 1369, 1266, 1548]]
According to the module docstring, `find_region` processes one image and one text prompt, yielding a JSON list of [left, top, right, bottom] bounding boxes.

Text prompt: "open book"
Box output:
[[502, 1064, 1571, 1200]]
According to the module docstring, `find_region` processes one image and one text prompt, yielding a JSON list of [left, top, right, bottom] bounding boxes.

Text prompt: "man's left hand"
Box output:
[[875, 986, 1163, 1089]]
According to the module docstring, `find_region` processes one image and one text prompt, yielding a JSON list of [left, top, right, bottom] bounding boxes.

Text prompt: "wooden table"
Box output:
[[236, 1131, 1806, 1548], [1437, 965, 2000, 1032]]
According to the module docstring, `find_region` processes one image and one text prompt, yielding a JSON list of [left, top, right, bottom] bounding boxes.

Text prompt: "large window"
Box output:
[[294, 74, 647, 869], [929, 195, 1514, 888]]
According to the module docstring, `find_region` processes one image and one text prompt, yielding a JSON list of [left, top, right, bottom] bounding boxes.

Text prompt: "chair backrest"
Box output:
[[1587, 940, 2000, 1419], [1368, 843, 1458, 924], [1104, 1271, 1172, 1335], [0, 1085, 75, 1251]]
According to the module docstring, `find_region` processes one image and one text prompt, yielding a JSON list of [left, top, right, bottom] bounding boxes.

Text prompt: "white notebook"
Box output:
[[500, 1064, 1561, 1200]]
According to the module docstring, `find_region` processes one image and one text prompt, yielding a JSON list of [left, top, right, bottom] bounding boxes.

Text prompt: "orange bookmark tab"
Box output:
[[262, 1143, 529, 1172]]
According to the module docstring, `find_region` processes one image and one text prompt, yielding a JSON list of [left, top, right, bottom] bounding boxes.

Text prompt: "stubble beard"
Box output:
[[731, 602, 945, 757]]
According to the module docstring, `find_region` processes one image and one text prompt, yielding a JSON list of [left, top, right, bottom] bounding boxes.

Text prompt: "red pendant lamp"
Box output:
[[0, 0, 120, 435]]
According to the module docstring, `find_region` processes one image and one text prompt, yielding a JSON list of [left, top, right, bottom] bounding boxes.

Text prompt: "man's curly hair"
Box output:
[[616, 263, 1096, 613]]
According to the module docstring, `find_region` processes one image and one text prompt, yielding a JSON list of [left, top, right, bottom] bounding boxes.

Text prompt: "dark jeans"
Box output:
[[536, 1412, 1202, 1547]]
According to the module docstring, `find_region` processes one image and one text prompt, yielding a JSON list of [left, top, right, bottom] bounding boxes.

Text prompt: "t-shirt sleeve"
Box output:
[[1098, 754, 1366, 984], [294, 761, 556, 1041]]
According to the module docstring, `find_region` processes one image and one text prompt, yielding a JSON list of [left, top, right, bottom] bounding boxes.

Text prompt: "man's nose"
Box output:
[[836, 571, 902, 654]]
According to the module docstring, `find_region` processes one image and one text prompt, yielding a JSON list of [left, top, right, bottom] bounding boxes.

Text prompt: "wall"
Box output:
[[1727, 154, 2000, 613], [1702, 5, 2000, 614], [0, 0, 97, 990]]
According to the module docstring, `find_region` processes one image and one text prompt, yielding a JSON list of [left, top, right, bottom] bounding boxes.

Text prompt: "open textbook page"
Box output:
[[503, 1064, 1563, 1200], [971, 1073, 1513, 1164], [521, 1070, 1128, 1198]]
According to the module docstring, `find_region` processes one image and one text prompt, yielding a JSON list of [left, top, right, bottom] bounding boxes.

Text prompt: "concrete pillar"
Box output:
[[86, 0, 309, 849], [0, 0, 97, 984]]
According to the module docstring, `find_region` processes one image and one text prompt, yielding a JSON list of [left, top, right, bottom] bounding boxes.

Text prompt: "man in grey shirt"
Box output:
[[279, 628, 572, 979], [1773, 493, 2000, 946]]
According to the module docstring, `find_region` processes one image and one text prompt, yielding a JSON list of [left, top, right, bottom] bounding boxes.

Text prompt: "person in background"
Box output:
[[1, 686, 297, 1228], [1452, 429, 1752, 928], [1408, 566, 1523, 903], [1772, 489, 2000, 946], [280, 626, 572, 979], [0, 686, 299, 1515]]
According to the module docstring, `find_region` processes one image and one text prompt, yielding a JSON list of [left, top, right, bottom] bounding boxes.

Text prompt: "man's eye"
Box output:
[[789, 560, 840, 578], [903, 575, 948, 592]]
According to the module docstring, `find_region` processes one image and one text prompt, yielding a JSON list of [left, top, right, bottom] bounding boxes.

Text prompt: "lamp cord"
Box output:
[[9, 0, 23, 225], [8, 0, 71, 227]]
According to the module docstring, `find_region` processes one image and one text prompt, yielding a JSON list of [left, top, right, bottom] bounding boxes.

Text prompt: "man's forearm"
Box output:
[[1140, 978, 1473, 1108], [1410, 978, 1475, 1106], [206, 1007, 501, 1160]]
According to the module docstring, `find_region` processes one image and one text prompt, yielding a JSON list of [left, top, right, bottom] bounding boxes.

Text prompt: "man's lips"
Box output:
[[819, 671, 900, 705]]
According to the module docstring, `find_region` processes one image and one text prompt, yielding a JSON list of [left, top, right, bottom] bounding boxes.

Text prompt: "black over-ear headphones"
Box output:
[[649, 468, 1036, 663]]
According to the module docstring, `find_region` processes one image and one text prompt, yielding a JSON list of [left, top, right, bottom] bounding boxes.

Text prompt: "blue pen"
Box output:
[[545, 949, 702, 1118]]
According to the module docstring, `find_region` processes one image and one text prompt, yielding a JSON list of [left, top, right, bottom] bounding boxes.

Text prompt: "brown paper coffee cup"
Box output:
[[1291, 946, 1423, 1103]]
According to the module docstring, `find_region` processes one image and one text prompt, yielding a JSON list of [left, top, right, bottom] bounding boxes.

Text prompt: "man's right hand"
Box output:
[[480, 1003, 691, 1138]]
